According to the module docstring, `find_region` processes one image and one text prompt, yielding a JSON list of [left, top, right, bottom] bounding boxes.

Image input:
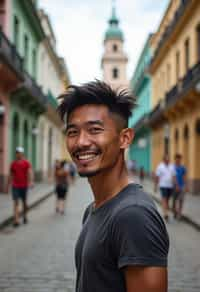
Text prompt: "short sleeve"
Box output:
[[155, 165, 161, 177], [111, 205, 169, 269]]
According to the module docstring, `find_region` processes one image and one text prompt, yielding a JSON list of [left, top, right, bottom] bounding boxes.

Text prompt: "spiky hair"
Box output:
[[57, 80, 136, 127]]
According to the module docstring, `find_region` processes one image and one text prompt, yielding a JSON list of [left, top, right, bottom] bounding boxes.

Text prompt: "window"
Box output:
[[13, 16, 19, 50], [184, 38, 190, 72], [32, 49, 36, 79], [196, 24, 200, 62], [166, 64, 171, 89], [24, 34, 29, 71], [113, 44, 118, 52], [176, 51, 180, 82], [112, 68, 119, 79]]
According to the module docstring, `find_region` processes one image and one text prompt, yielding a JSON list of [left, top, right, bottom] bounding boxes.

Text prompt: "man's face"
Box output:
[[175, 157, 181, 165], [164, 155, 170, 164], [66, 104, 126, 177], [16, 152, 23, 160]]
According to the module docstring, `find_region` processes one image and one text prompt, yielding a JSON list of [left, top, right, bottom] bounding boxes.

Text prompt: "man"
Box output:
[[155, 154, 176, 222], [7, 147, 33, 227], [172, 154, 187, 219], [58, 81, 169, 292]]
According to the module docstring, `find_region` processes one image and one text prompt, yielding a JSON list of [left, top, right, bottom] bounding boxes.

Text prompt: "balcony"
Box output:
[[132, 113, 150, 132], [165, 61, 200, 109], [0, 27, 23, 80], [12, 71, 47, 114], [149, 100, 166, 126]]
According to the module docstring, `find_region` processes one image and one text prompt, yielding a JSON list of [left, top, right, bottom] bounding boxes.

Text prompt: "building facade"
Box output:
[[0, 0, 23, 191], [129, 35, 153, 174], [101, 5, 128, 90], [37, 9, 70, 180], [149, 0, 200, 193], [0, 0, 70, 190]]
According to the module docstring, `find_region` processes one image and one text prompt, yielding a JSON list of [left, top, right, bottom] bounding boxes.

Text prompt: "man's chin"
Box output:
[[78, 169, 100, 178]]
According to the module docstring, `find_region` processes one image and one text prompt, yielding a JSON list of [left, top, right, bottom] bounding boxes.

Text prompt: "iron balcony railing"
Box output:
[[0, 27, 23, 78], [23, 71, 47, 107], [166, 61, 200, 108]]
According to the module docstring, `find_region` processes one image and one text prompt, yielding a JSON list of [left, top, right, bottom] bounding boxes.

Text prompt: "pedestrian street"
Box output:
[[0, 179, 199, 292]]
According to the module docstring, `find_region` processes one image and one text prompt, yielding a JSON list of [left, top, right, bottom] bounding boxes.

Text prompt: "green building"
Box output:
[[9, 0, 46, 170], [129, 35, 153, 174]]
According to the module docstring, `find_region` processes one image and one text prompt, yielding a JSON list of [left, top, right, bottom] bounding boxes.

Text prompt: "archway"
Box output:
[[183, 124, 189, 169], [12, 113, 19, 160], [23, 120, 29, 158], [48, 128, 53, 176]]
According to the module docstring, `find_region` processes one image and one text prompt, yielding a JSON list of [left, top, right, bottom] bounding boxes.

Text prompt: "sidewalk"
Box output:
[[0, 183, 54, 229], [136, 177, 200, 231]]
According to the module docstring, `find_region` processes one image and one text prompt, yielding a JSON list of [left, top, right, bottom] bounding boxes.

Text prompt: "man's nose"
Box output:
[[76, 131, 91, 147]]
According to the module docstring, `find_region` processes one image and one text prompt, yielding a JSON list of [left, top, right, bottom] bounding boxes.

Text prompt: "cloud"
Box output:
[[39, 0, 169, 84]]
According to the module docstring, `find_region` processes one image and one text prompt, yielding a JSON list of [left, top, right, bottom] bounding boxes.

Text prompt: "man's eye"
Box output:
[[67, 130, 78, 137], [89, 127, 103, 134]]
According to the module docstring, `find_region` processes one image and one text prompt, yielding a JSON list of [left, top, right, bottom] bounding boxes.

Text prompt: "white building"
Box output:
[[101, 5, 129, 90], [37, 9, 70, 180]]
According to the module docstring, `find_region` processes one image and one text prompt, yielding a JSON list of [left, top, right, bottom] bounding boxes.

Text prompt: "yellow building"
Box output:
[[149, 0, 200, 193]]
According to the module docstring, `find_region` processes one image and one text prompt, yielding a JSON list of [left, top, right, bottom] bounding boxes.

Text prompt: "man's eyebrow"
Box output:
[[86, 120, 104, 126], [66, 120, 104, 130]]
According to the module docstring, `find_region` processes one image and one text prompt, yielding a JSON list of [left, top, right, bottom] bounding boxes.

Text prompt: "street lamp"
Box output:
[[195, 82, 200, 93]]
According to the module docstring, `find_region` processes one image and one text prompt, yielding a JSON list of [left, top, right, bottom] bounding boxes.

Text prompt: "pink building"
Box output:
[[0, 0, 24, 191]]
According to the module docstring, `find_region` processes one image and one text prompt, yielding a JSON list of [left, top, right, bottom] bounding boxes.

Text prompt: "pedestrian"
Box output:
[[54, 160, 69, 214], [155, 154, 176, 222], [6, 147, 33, 227], [58, 80, 169, 292], [172, 153, 188, 219], [69, 161, 77, 183], [139, 166, 145, 183]]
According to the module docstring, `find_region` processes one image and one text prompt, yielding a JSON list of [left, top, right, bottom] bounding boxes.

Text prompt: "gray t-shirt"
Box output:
[[75, 183, 169, 292]]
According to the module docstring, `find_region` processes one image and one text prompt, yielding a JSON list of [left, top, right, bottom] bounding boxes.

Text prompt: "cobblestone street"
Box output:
[[0, 179, 200, 292]]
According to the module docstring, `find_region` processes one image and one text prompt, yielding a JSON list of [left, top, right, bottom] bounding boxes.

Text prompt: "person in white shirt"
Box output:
[[155, 154, 176, 221]]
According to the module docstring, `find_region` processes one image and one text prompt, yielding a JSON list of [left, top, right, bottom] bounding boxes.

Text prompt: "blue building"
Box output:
[[129, 35, 153, 174]]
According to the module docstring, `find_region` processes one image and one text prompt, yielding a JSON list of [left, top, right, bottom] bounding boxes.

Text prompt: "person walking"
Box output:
[[54, 160, 69, 214], [172, 153, 188, 219], [58, 80, 169, 292], [7, 147, 33, 227], [155, 154, 176, 222]]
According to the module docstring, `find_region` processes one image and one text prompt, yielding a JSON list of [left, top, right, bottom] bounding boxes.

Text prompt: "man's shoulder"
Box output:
[[111, 184, 156, 221]]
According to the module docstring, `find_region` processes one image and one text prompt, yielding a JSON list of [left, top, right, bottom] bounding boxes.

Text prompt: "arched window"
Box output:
[[12, 113, 19, 160], [113, 44, 118, 52], [195, 119, 200, 135], [175, 128, 179, 141], [196, 24, 200, 62], [23, 120, 29, 157], [184, 124, 189, 140], [113, 68, 119, 79]]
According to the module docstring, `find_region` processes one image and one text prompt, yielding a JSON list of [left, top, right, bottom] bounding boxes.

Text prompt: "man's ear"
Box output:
[[119, 128, 134, 149]]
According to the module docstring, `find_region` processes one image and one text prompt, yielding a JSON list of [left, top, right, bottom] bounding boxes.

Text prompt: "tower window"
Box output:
[[113, 44, 118, 52], [113, 68, 119, 79]]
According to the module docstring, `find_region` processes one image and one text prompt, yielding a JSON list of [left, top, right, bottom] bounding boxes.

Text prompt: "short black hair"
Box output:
[[175, 153, 182, 159], [57, 80, 136, 128]]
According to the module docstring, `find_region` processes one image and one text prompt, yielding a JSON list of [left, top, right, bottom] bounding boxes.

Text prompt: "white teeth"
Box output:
[[78, 154, 97, 160]]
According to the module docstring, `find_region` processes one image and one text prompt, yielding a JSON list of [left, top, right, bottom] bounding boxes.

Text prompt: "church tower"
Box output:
[[101, 4, 128, 90]]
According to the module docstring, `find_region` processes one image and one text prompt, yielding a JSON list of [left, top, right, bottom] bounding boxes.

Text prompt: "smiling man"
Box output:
[[58, 80, 169, 292]]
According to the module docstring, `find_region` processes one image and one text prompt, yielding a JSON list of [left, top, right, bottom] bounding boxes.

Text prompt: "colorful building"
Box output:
[[8, 0, 47, 172], [0, 0, 23, 191], [129, 35, 153, 174], [149, 0, 200, 193], [37, 9, 71, 180], [101, 5, 128, 90]]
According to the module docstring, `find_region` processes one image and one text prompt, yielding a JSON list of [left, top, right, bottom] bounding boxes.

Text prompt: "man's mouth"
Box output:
[[73, 150, 100, 163]]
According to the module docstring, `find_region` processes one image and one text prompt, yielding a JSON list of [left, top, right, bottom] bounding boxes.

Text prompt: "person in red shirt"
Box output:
[[7, 147, 33, 227]]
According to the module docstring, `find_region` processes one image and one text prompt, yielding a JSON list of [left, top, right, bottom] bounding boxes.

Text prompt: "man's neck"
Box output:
[[88, 161, 132, 209]]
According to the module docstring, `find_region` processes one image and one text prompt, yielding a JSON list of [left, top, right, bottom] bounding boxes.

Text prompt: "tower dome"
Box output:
[[105, 6, 124, 41]]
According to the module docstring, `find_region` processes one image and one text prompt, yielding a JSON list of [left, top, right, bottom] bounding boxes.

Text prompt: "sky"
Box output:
[[39, 0, 169, 84]]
